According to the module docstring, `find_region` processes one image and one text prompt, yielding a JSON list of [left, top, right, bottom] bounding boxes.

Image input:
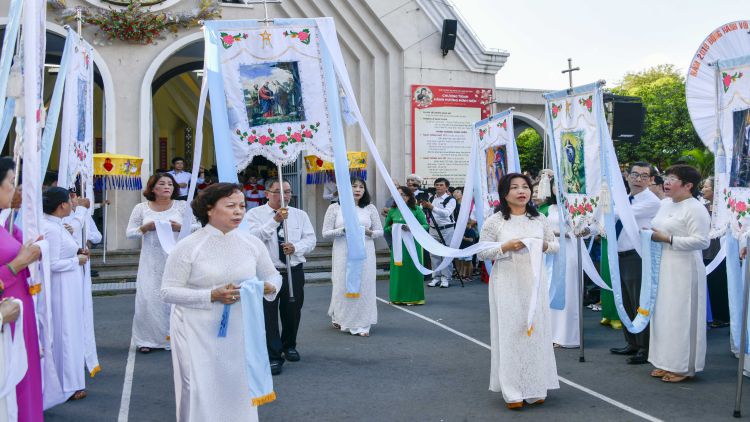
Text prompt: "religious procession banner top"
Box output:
[[204, 21, 334, 169], [475, 109, 520, 218], [713, 54, 750, 238], [544, 83, 604, 233], [58, 30, 94, 191]]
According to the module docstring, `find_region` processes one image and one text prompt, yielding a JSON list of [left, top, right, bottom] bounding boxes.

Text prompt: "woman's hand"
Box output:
[[211, 283, 241, 304], [170, 220, 182, 232], [365, 229, 373, 237], [9, 239, 42, 273], [140, 221, 156, 233], [543, 240, 549, 252], [0, 300, 20, 323], [263, 282, 276, 295], [651, 229, 670, 244], [77, 254, 89, 266], [502, 239, 525, 253], [741, 247, 747, 260]]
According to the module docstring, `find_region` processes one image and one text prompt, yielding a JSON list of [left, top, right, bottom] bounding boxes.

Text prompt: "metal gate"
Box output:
[[281, 156, 303, 209]]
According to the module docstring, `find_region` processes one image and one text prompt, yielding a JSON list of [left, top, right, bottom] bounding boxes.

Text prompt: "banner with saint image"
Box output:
[[475, 109, 520, 219], [58, 32, 94, 191], [205, 22, 334, 169]]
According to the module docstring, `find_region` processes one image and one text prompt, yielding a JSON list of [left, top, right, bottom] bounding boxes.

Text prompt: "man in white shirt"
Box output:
[[420, 177, 456, 288], [245, 180, 316, 376], [610, 161, 662, 365], [168, 157, 203, 200]]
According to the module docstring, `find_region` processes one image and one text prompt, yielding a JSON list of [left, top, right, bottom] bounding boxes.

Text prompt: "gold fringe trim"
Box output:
[[29, 284, 42, 295], [89, 365, 101, 378], [345, 292, 360, 298], [251, 391, 276, 406], [527, 325, 534, 337], [166, 335, 171, 341], [394, 262, 403, 267], [637, 307, 650, 316]]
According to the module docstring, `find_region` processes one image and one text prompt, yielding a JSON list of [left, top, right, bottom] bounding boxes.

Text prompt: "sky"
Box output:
[[452, 0, 748, 90]]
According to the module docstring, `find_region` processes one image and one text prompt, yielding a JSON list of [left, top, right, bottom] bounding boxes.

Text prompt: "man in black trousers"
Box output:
[[245, 180, 316, 375], [610, 162, 661, 364]]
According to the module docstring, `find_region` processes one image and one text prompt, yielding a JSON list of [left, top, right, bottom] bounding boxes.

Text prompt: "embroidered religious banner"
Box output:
[[58, 32, 94, 191], [475, 109, 520, 219], [711, 55, 750, 238], [204, 22, 334, 169], [544, 86, 604, 234]]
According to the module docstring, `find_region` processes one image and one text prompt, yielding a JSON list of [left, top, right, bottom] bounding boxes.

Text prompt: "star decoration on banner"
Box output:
[[260, 30, 272, 48]]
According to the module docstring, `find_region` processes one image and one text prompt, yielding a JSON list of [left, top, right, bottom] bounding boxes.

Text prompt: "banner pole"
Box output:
[[577, 236, 585, 362], [734, 236, 750, 417], [276, 163, 295, 302]]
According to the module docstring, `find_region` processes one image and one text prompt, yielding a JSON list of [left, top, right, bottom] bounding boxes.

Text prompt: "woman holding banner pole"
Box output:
[[648, 165, 710, 383], [478, 173, 559, 409]]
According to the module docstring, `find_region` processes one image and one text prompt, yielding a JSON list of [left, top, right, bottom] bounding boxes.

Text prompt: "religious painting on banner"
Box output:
[[412, 85, 493, 186], [58, 33, 94, 191], [207, 23, 334, 169], [544, 87, 603, 234], [712, 56, 750, 236], [475, 109, 520, 218]]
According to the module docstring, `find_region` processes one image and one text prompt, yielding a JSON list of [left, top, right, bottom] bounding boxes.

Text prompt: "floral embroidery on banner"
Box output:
[[722, 71, 744, 92], [725, 188, 749, 229], [220, 32, 248, 49], [283, 29, 311, 45], [578, 95, 593, 113], [74, 142, 88, 162], [236, 122, 320, 155], [497, 119, 507, 130], [563, 195, 599, 231], [478, 127, 488, 141], [551, 103, 562, 119]]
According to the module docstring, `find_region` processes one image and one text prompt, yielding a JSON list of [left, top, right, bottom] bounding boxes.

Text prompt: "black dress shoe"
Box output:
[[270, 362, 283, 375], [284, 348, 300, 362], [627, 351, 648, 365], [610, 345, 637, 355]]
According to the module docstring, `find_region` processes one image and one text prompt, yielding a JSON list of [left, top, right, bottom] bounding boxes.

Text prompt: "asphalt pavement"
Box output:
[[43, 278, 750, 421]]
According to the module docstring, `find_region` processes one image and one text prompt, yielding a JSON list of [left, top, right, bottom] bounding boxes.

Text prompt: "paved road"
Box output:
[[44, 278, 750, 421]]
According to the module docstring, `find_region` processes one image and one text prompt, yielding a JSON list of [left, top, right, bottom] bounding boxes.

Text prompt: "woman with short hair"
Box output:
[[322, 178, 383, 336], [648, 164, 710, 382], [126, 173, 198, 354], [161, 183, 280, 421]]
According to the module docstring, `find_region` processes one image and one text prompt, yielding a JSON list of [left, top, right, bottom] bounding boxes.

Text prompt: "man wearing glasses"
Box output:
[[245, 180, 316, 375], [609, 161, 661, 365]]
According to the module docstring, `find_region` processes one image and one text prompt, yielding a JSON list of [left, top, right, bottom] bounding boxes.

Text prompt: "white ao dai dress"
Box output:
[[126, 200, 197, 349], [546, 204, 580, 347], [322, 203, 383, 335], [648, 197, 710, 376], [477, 212, 560, 403], [161, 225, 281, 422], [42, 214, 85, 402]]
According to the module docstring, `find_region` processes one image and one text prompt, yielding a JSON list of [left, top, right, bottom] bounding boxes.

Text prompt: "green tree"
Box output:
[[611, 64, 704, 171], [676, 147, 714, 178], [516, 127, 544, 174]]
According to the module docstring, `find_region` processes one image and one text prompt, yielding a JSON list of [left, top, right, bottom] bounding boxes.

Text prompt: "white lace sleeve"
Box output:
[[367, 205, 384, 239], [321, 204, 344, 239], [247, 235, 282, 301], [160, 236, 212, 309], [126, 203, 145, 239], [477, 214, 509, 261], [541, 215, 559, 254]]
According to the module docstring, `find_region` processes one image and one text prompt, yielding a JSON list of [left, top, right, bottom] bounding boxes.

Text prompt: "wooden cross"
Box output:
[[561, 58, 580, 91]]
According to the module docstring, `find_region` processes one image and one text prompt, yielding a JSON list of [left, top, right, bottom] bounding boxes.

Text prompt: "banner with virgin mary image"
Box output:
[[474, 108, 520, 220], [58, 32, 94, 191]]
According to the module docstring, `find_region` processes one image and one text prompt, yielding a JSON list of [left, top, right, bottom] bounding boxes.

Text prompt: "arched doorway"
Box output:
[[513, 111, 547, 175], [0, 22, 115, 163]]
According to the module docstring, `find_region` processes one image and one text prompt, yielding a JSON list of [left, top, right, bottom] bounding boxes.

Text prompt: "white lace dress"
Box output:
[[126, 200, 198, 348], [322, 203, 383, 335], [477, 212, 560, 403]]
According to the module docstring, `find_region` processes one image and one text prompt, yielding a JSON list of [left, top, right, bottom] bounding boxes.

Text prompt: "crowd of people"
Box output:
[[0, 148, 736, 419]]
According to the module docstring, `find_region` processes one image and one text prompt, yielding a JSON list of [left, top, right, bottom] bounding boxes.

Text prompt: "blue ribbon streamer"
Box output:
[[41, 29, 76, 177], [218, 303, 231, 337]]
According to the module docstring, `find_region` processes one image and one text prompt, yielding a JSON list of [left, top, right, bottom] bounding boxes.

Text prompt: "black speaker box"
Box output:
[[611, 101, 645, 143], [441, 19, 457, 55]]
